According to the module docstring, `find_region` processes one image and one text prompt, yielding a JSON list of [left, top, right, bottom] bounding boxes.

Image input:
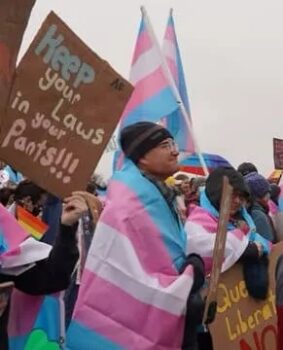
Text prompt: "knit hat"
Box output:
[[120, 122, 173, 163], [244, 172, 271, 199], [205, 167, 250, 210], [237, 162, 258, 176]]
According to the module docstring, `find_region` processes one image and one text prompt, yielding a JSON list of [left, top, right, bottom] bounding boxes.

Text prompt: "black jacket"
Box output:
[[0, 223, 79, 350]]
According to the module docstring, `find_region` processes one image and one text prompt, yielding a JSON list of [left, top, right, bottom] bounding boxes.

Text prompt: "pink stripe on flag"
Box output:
[[186, 136, 195, 153], [74, 270, 184, 349], [132, 30, 153, 65], [165, 25, 175, 41], [121, 67, 170, 121], [0, 205, 28, 251], [102, 181, 179, 281], [166, 58, 178, 83], [8, 290, 43, 336]]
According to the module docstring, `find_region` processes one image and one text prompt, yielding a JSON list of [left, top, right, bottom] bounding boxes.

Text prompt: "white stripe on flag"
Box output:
[[1, 237, 51, 269], [130, 46, 161, 85], [86, 222, 193, 316], [185, 221, 248, 272], [162, 39, 177, 62]]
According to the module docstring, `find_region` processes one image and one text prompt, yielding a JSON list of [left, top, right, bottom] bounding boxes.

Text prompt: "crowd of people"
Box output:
[[0, 121, 282, 349]]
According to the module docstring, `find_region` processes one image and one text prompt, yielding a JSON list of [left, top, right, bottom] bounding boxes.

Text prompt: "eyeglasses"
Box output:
[[158, 139, 179, 152]]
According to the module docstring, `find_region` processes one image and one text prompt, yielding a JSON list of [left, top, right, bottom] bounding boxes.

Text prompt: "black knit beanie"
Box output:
[[120, 122, 173, 163]]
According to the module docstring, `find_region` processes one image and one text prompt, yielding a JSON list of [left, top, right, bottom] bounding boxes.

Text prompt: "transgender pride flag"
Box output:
[[119, 9, 179, 128], [162, 10, 194, 152], [67, 158, 194, 349], [114, 7, 194, 169]]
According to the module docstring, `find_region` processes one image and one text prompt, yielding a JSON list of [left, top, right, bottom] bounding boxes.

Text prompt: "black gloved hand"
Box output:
[[180, 253, 205, 293]]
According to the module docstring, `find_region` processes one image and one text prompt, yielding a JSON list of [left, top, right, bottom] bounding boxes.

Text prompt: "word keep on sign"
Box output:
[[0, 12, 133, 198]]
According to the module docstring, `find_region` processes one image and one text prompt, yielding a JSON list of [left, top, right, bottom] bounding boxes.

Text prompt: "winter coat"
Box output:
[[250, 201, 276, 242]]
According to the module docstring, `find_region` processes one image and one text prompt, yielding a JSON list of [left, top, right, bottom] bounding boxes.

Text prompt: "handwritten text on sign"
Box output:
[[209, 243, 283, 350], [0, 12, 133, 197]]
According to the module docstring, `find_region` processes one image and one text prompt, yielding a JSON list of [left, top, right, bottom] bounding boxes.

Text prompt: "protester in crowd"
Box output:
[[186, 177, 206, 208], [270, 183, 281, 207], [9, 179, 47, 218], [64, 178, 103, 327], [67, 122, 205, 350], [3, 165, 23, 185], [0, 188, 14, 207], [185, 167, 271, 349], [237, 162, 258, 176], [244, 172, 276, 243], [172, 174, 191, 222], [0, 192, 89, 350], [174, 173, 191, 197]]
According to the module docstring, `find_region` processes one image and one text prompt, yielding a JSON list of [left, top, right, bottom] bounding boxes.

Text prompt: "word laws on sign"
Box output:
[[0, 12, 133, 198], [209, 242, 283, 350]]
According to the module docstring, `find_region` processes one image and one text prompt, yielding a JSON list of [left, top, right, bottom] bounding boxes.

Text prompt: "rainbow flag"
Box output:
[[67, 158, 194, 349], [0, 204, 51, 272], [162, 10, 194, 153], [16, 206, 48, 240]]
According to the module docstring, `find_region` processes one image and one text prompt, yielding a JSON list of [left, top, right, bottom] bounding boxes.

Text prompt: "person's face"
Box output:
[[262, 192, 271, 203], [180, 180, 191, 195], [20, 193, 47, 216], [230, 191, 246, 216], [139, 138, 179, 180]]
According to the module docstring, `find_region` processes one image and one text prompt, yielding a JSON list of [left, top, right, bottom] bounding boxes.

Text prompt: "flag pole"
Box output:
[[141, 6, 209, 177]]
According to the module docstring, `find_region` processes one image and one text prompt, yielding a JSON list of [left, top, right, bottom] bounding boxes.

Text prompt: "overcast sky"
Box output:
[[20, 0, 283, 178]]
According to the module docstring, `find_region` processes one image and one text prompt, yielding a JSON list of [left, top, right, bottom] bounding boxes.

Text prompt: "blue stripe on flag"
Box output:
[[33, 295, 61, 340], [67, 321, 123, 350], [115, 160, 187, 271], [0, 229, 8, 255], [122, 87, 178, 127]]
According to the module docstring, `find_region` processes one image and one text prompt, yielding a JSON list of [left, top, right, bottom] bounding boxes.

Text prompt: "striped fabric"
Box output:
[[67, 159, 194, 349], [2, 204, 62, 350], [114, 9, 182, 170], [9, 291, 64, 350], [120, 12, 178, 128], [0, 204, 50, 273], [162, 11, 194, 153], [185, 190, 251, 274], [16, 206, 48, 240]]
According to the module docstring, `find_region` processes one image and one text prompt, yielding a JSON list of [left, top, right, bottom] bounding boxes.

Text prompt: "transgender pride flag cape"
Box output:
[[0, 204, 63, 350], [67, 159, 194, 350], [0, 204, 51, 275], [8, 291, 65, 350]]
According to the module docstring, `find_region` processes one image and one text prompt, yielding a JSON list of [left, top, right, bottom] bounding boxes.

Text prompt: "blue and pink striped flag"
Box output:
[[119, 11, 178, 128], [114, 8, 194, 169], [67, 158, 194, 349], [162, 10, 194, 153]]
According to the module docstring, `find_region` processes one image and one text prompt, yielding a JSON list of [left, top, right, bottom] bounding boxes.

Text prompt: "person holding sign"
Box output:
[[185, 168, 272, 348], [67, 122, 205, 350], [186, 167, 271, 291], [0, 192, 91, 350]]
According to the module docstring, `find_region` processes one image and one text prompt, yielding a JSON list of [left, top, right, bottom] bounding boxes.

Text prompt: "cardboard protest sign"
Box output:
[[0, 0, 36, 121], [0, 12, 133, 198], [203, 176, 233, 324], [273, 138, 283, 170], [209, 242, 283, 350]]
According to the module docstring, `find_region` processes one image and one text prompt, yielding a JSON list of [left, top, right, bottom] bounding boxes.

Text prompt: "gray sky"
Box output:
[[20, 0, 283, 178]]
